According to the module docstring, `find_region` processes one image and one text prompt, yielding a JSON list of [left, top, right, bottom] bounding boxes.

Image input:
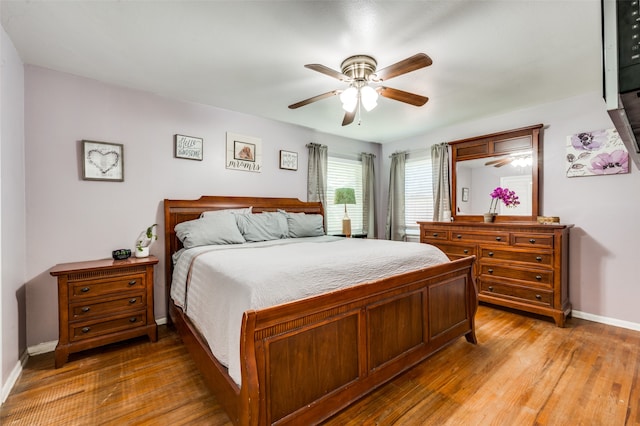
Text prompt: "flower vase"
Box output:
[[483, 213, 497, 223]]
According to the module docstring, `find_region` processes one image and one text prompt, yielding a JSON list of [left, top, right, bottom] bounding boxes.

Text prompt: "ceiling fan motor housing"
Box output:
[[341, 55, 377, 81]]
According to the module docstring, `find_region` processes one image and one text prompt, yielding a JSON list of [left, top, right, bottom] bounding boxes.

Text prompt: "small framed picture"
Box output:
[[174, 134, 203, 161], [462, 187, 469, 202], [280, 150, 298, 170], [82, 140, 124, 182]]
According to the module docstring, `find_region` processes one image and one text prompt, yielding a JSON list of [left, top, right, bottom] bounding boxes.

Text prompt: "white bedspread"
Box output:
[[171, 236, 449, 385]]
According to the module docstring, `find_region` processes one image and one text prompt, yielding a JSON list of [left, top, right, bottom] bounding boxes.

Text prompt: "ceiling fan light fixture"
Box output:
[[360, 85, 378, 111], [340, 86, 358, 112]]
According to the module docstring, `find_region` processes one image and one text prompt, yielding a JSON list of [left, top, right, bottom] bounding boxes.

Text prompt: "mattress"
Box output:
[[171, 235, 449, 385]]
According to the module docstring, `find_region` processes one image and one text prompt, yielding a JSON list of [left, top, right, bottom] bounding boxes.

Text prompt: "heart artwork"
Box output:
[[87, 149, 120, 174]]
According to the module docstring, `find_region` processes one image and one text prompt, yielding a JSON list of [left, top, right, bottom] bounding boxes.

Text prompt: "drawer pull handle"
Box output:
[[129, 317, 137, 323], [456, 234, 462, 239], [432, 233, 438, 237], [529, 239, 536, 244], [535, 275, 542, 281], [128, 280, 137, 286], [488, 286, 494, 292], [129, 298, 137, 304], [81, 307, 90, 313], [81, 327, 90, 333], [81, 287, 90, 293], [535, 294, 542, 300], [488, 269, 494, 274], [488, 251, 494, 256], [536, 256, 542, 262], [495, 237, 502, 241], [463, 249, 469, 254]]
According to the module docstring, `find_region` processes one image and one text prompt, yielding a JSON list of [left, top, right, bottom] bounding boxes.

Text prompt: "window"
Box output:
[[326, 156, 363, 235], [405, 154, 433, 236]]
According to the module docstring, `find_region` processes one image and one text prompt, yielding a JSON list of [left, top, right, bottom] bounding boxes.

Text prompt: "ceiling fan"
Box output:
[[288, 53, 432, 126], [485, 154, 533, 168]]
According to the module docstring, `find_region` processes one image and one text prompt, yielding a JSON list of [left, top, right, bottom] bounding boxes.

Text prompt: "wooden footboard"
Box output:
[[240, 256, 476, 425], [164, 196, 477, 426]]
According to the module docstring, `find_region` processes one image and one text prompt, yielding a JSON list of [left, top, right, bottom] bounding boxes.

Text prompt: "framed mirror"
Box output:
[[449, 124, 543, 222]]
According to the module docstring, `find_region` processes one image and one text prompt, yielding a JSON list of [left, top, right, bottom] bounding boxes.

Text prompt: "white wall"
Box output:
[[1, 25, 26, 397], [380, 91, 640, 326], [24, 66, 381, 347]]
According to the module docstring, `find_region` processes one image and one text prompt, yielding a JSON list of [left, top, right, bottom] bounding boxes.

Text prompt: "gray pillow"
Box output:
[[281, 211, 325, 238], [236, 212, 288, 242], [175, 214, 245, 248]]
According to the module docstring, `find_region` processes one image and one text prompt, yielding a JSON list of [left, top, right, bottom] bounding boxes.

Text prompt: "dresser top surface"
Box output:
[[50, 255, 159, 276]]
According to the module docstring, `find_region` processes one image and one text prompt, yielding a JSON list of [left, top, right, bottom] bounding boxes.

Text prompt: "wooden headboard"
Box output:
[[163, 196, 324, 315]]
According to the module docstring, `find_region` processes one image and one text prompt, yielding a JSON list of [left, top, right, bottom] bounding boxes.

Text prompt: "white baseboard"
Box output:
[[1, 349, 28, 403], [572, 310, 640, 332]]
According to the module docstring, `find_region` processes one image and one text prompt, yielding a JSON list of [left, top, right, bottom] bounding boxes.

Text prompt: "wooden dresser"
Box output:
[[419, 221, 572, 327], [50, 255, 159, 367]]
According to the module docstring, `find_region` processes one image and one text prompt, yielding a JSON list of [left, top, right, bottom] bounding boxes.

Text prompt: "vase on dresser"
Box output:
[[483, 213, 497, 223]]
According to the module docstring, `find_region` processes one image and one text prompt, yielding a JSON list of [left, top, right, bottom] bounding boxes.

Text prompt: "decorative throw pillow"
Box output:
[[280, 211, 325, 238], [175, 214, 245, 248], [235, 212, 288, 242]]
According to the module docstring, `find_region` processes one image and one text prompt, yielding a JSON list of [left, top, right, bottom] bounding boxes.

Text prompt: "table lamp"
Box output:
[[334, 187, 356, 237]]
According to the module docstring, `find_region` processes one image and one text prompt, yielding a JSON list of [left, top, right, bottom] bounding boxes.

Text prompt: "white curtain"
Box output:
[[361, 152, 377, 238], [306, 143, 328, 217], [431, 143, 451, 221], [385, 152, 406, 241]]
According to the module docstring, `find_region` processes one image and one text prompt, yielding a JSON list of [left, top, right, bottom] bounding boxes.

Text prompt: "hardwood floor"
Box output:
[[2, 305, 639, 425]]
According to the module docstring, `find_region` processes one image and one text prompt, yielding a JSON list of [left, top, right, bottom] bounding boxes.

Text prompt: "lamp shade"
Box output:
[[334, 187, 356, 205]]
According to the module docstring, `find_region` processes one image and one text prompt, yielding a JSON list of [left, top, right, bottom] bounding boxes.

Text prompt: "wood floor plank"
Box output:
[[2, 306, 640, 425]]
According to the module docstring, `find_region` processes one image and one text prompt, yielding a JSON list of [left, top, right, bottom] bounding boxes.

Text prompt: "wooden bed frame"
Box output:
[[164, 196, 478, 425]]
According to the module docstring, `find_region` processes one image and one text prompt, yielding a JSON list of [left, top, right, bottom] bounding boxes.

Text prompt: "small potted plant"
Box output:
[[135, 223, 157, 258], [485, 187, 520, 222]]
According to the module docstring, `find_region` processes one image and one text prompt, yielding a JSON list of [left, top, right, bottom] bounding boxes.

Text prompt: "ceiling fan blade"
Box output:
[[372, 53, 432, 81], [305, 64, 351, 81], [342, 110, 356, 126], [288, 90, 339, 109], [493, 158, 513, 168], [378, 87, 428, 106], [485, 156, 508, 166]]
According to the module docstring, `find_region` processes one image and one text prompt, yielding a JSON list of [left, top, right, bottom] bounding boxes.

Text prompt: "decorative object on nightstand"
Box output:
[[334, 187, 356, 237], [135, 223, 157, 258], [50, 255, 159, 368]]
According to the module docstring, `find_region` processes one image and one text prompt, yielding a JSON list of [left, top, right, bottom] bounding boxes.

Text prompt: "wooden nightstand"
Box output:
[[50, 255, 159, 368]]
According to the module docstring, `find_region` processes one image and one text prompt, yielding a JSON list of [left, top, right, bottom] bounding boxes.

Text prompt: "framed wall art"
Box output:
[[174, 134, 203, 161], [226, 132, 262, 172], [82, 140, 124, 182], [279, 150, 298, 171], [566, 128, 629, 177], [462, 187, 469, 202]]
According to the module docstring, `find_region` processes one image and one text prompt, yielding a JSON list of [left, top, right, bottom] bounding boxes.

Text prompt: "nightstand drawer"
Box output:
[[70, 311, 147, 342], [69, 275, 145, 300], [70, 293, 146, 319]]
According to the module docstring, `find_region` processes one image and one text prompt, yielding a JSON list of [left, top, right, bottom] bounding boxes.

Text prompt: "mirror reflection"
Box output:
[[455, 150, 533, 216]]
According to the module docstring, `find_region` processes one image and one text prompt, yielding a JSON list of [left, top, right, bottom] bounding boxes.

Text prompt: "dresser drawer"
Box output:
[[70, 311, 147, 342], [479, 247, 552, 267], [421, 228, 449, 242], [480, 280, 552, 306], [69, 274, 146, 300], [450, 231, 509, 244], [70, 293, 146, 320], [434, 243, 476, 259], [479, 264, 553, 286], [511, 233, 554, 248]]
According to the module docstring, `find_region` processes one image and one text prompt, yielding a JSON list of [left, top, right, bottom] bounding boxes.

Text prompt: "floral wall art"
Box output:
[[566, 128, 629, 177]]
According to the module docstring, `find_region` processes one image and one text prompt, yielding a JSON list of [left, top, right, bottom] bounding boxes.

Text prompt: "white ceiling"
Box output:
[[1, 1, 603, 143]]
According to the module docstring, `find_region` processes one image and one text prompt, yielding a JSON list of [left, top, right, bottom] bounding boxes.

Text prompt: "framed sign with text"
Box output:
[[174, 134, 203, 161]]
